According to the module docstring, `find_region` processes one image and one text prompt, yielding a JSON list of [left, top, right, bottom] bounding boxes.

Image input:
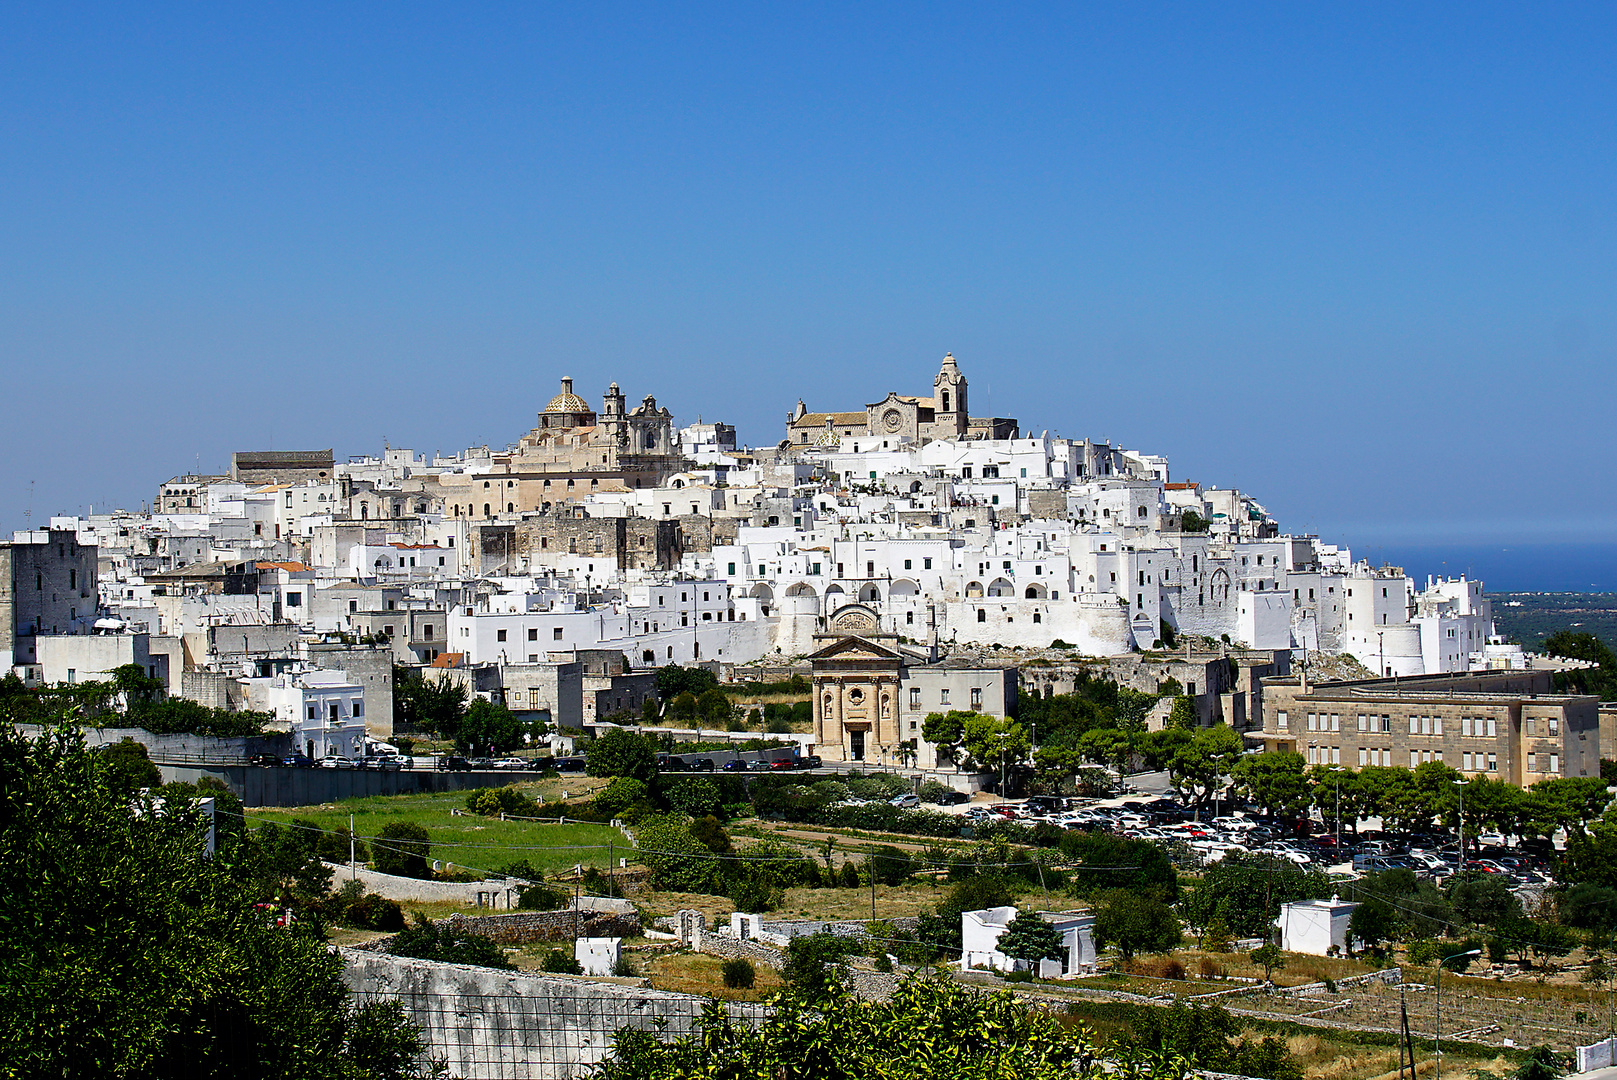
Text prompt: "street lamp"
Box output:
[[1452, 777, 1469, 868], [1330, 766, 1346, 856], [1436, 948, 1482, 1078]]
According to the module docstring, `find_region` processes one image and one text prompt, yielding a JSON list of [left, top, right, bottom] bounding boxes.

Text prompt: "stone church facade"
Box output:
[[786, 353, 1018, 447]]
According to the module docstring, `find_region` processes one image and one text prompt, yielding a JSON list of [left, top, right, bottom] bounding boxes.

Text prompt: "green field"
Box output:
[[1488, 592, 1617, 649], [247, 790, 630, 878]]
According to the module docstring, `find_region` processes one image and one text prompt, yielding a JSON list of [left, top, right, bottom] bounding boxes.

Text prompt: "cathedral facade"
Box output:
[[786, 353, 1018, 447]]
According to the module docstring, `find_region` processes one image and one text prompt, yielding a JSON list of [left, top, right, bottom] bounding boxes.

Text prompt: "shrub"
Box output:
[[373, 822, 432, 879], [611, 954, 637, 978], [868, 846, 913, 886], [342, 892, 405, 932], [540, 948, 583, 975], [390, 913, 512, 969], [1004, 969, 1034, 982], [466, 785, 535, 817], [1198, 957, 1224, 979], [720, 958, 756, 989]]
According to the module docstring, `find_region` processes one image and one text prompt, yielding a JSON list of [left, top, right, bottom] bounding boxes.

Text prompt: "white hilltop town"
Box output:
[[5, 352, 1600, 787]]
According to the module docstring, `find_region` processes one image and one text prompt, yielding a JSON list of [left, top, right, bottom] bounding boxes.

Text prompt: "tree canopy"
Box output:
[[0, 723, 436, 1078]]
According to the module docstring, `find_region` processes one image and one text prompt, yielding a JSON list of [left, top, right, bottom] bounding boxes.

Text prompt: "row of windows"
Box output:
[[496, 627, 567, 642]]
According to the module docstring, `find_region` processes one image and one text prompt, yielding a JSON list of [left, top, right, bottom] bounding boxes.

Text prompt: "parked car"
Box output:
[[465, 757, 497, 770], [362, 755, 403, 772], [281, 753, 315, 768], [660, 756, 689, 772], [690, 758, 716, 772], [249, 753, 280, 768], [493, 757, 528, 770], [318, 756, 355, 769], [555, 756, 588, 772], [746, 759, 773, 771], [437, 756, 472, 771], [890, 793, 920, 808], [723, 759, 750, 771], [928, 789, 970, 805], [799, 755, 822, 769], [770, 758, 797, 771]]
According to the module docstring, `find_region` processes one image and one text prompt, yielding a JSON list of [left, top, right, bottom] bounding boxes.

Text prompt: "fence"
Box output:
[[1577, 1036, 1617, 1073]]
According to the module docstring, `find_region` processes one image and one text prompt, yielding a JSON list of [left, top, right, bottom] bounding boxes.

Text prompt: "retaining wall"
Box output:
[[341, 948, 768, 1079], [159, 764, 529, 807]]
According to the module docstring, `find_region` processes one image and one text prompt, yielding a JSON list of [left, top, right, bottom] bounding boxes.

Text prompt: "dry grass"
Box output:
[[646, 951, 783, 1002]]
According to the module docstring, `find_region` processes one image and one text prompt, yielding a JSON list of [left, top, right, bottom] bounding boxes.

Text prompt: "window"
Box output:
[[383, 625, 394, 637], [528, 628, 538, 641], [905, 611, 914, 625], [971, 687, 983, 708], [1550, 754, 1560, 774], [977, 609, 986, 623], [349, 600, 358, 613], [1433, 716, 1443, 735], [909, 687, 921, 709], [1359, 748, 1369, 766], [1380, 715, 1392, 733], [1357, 714, 1367, 731], [1331, 747, 1341, 764], [1330, 714, 1340, 732], [1549, 717, 1560, 736], [1487, 753, 1498, 771], [286, 592, 302, 607], [497, 629, 507, 642], [423, 625, 433, 640], [1276, 709, 1288, 730], [1462, 716, 1473, 736], [923, 557, 932, 570], [553, 628, 563, 641], [904, 559, 912, 570], [727, 562, 736, 575], [1409, 716, 1418, 735], [353, 700, 363, 718], [1307, 713, 1317, 732], [307, 705, 318, 720], [1485, 717, 1497, 737], [1411, 750, 1420, 768], [1463, 751, 1473, 771], [940, 688, 950, 705]]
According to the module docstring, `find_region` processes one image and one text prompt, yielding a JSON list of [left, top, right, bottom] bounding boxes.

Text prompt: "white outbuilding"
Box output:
[[961, 907, 1097, 977], [1275, 897, 1358, 956]]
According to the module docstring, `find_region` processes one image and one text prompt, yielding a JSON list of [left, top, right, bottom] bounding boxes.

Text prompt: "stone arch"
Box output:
[[1210, 568, 1232, 604], [888, 578, 919, 597], [909, 480, 922, 494], [785, 581, 818, 597], [1024, 584, 1047, 599], [858, 583, 881, 603], [824, 583, 845, 598], [965, 581, 984, 599], [987, 577, 1014, 597], [749, 583, 774, 600]]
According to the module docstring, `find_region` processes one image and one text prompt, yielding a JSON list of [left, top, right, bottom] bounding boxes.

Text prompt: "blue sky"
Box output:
[[2, 3, 1613, 548]]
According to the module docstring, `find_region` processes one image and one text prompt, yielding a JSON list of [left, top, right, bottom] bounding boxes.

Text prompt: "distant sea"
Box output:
[[1351, 542, 1617, 593]]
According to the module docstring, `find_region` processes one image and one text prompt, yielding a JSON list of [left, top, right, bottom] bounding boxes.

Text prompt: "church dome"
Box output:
[[545, 376, 590, 413]]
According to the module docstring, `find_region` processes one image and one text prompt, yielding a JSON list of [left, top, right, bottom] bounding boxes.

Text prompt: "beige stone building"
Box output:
[[807, 602, 1016, 771], [434, 378, 688, 521], [786, 353, 1018, 447], [1253, 669, 1600, 786]]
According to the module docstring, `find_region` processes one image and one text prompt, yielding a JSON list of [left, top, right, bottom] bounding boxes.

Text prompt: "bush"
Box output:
[[720, 958, 756, 989], [725, 872, 783, 913], [372, 822, 432, 879], [342, 892, 405, 932], [611, 954, 637, 978], [466, 785, 536, 817], [1004, 969, 1034, 982], [390, 913, 512, 969], [540, 948, 583, 975], [868, 846, 913, 886]]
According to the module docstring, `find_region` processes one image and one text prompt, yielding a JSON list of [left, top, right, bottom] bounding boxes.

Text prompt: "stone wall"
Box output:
[[341, 948, 768, 1079], [437, 909, 641, 945]]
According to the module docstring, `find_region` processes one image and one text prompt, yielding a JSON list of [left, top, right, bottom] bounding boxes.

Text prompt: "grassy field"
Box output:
[[646, 950, 784, 1002], [247, 785, 626, 877]]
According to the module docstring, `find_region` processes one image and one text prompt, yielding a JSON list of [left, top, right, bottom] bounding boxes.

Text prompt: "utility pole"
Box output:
[[350, 812, 356, 880], [870, 844, 877, 923], [1436, 948, 1482, 1079]]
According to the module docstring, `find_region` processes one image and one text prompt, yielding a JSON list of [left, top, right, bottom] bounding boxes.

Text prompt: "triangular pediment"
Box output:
[[807, 634, 905, 662]]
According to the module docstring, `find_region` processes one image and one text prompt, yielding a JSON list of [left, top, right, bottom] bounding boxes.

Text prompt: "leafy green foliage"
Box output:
[[1119, 1001, 1301, 1080], [1059, 831, 1179, 901], [996, 913, 1064, 965], [914, 876, 1019, 960], [782, 933, 863, 1002], [633, 814, 719, 893], [1183, 853, 1331, 940], [654, 664, 719, 699], [1231, 751, 1310, 820], [465, 785, 537, 817], [657, 776, 723, 817], [720, 958, 756, 989], [373, 822, 432, 879], [393, 666, 468, 737], [539, 948, 583, 974], [585, 727, 659, 780], [455, 698, 531, 755], [1543, 632, 1617, 699], [101, 736, 161, 795], [596, 973, 1189, 1080], [390, 913, 514, 970], [0, 723, 438, 1078], [1091, 889, 1182, 960]]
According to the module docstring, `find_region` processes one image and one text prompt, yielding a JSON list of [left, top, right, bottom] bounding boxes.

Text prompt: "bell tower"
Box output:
[[934, 353, 968, 437]]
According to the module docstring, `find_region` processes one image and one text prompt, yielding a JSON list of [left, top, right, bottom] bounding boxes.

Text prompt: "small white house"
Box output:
[[961, 907, 1097, 977], [574, 937, 621, 977], [1276, 897, 1358, 956]]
